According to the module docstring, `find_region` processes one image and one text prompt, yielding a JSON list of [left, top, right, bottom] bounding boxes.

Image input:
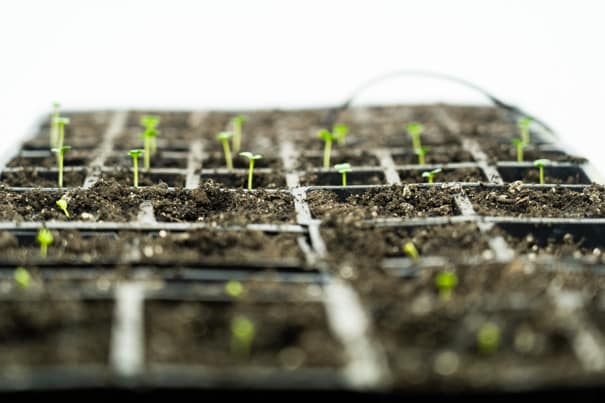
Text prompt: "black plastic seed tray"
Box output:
[[1, 104, 605, 397]]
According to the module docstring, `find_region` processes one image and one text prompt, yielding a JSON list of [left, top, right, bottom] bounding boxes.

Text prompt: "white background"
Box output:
[[1, 0, 604, 172]]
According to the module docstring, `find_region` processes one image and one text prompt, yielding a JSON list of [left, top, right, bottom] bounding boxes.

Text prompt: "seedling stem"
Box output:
[[407, 122, 424, 150], [142, 129, 157, 170], [217, 132, 234, 170], [318, 129, 337, 168], [334, 163, 352, 186], [511, 139, 526, 162], [49, 102, 60, 148], [37, 228, 53, 258], [422, 168, 442, 184], [128, 149, 144, 187], [51, 145, 71, 188], [54, 117, 70, 149], [240, 152, 263, 190], [140, 115, 160, 155], [518, 117, 532, 144], [333, 124, 349, 146], [533, 158, 551, 185], [416, 146, 428, 165], [231, 115, 247, 153]]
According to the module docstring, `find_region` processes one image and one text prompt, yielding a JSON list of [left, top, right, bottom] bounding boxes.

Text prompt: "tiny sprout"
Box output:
[[415, 146, 429, 165], [403, 241, 419, 261], [333, 123, 349, 146], [533, 158, 551, 185], [477, 322, 501, 355], [140, 115, 160, 155], [518, 116, 532, 144], [435, 271, 458, 301], [217, 131, 234, 170], [231, 115, 247, 153], [225, 280, 244, 298], [50, 145, 71, 188], [53, 116, 70, 149], [239, 151, 263, 190], [511, 139, 526, 162], [407, 122, 424, 150], [49, 102, 61, 148], [37, 228, 53, 258], [421, 168, 442, 184], [142, 128, 158, 170], [128, 149, 144, 187], [14, 267, 31, 289], [231, 315, 256, 358], [56, 196, 70, 217], [334, 163, 352, 186], [318, 129, 337, 169]]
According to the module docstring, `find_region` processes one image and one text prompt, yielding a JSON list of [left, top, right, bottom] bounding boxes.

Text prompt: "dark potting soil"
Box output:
[[466, 184, 605, 218], [101, 169, 186, 188], [105, 152, 188, 169], [0, 300, 112, 367], [6, 150, 93, 169], [203, 171, 286, 189], [152, 180, 296, 224], [482, 142, 586, 164], [202, 153, 283, 170], [0, 169, 86, 188], [145, 300, 346, 368], [307, 185, 459, 221], [112, 130, 191, 151], [300, 170, 386, 186], [296, 150, 380, 169], [399, 168, 485, 183], [506, 168, 587, 185], [392, 148, 474, 165]]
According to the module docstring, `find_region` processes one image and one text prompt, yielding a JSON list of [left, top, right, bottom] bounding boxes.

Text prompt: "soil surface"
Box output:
[[300, 170, 386, 186], [106, 152, 188, 169], [482, 142, 586, 164], [1, 169, 86, 188], [203, 171, 286, 189], [203, 153, 283, 170], [307, 185, 459, 221], [466, 184, 605, 217], [399, 168, 485, 183], [7, 150, 93, 168], [296, 150, 380, 169], [498, 167, 589, 185], [392, 148, 474, 165], [101, 169, 186, 188]]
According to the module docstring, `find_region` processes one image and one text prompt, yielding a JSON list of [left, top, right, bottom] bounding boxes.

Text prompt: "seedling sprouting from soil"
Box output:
[[477, 322, 501, 355], [511, 139, 526, 162], [239, 152, 263, 190], [334, 163, 352, 186], [128, 149, 144, 187], [403, 241, 419, 261], [435, 271, 458, 301], [56, 196, 70, 217], [231, 115, 247, 153], [14, 267, 31, 289], [422, 168, 442, 183], [225, 280, 244, 298], [140, 115, 160, 155], [142, 128, 157, 170], [54, 117, 70, 149], [318, 129, 337, 168], [49, 102, 60, 147], [533, 158, 551, 185], [333, 123, 349, 146], [37, 228, 53, 258], [407, 122, 424, 150], [217, 131, 234, 170], [231, 315, 255, 358], [50, 145, 71, 188], [518, 116, 532, 144], [415, 146, 428, 165]]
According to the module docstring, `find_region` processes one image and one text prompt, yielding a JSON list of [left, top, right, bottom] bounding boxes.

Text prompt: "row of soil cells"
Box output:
[[351, 262, 605, 390], [0, 282, 345, 371], [306, 184, 605, 222]]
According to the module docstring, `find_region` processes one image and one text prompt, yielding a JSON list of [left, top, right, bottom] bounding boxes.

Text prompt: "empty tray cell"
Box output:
[[202, 172, 286, 189], [300, 170, 386, 186], [202, 153, 283, 169], [106, 152, 188, 169], [6, 150, 92, 168], [0, 299, 112, 367], [398, 167, 486, 183], [145, 300, 346, 369], [307, 185, 460, 220], [152, 183, 296, 224], [466, 185, 605, 218], [102, 170, 186, 187], [0, 169, 86, 188], [497, 165, 591, 184], [495, 222, 605, 261], [296, 151, 380, 169], [392, 147, 474, 165]]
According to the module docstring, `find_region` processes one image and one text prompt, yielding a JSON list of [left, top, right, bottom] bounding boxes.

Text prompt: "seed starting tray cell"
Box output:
[[1, 105, 605, 396]]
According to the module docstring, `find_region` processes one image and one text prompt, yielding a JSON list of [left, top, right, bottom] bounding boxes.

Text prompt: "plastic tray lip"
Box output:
[[0, 221, 306, 232]]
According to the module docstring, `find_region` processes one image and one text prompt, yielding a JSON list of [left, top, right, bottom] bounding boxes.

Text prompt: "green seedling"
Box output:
[[140, 114, 160, 154], [403, 241, 419, 261], [49, 102, 60, 147], [407, 122, 424, 150], [50, 145, 71, 188], [477, 322, 501, 355], [415, 146, 429, 165], [318, 129, 337, 168], [37, 228, 53, 258], [533, 158, 551, 185], [217, 131, 234, 170], [128, 149, 144, 187], [56, 196, 70, 217], [142, 128, 157, 170], [518, 116, 532, 144], [435, 271, 458, 301], [511, 139, 526, 162], [422, 167, 442, 184], [225, 280, 244, 298], [334, 163, 352, 186], [231, 315, 255, 358], [239, 151, 263, 190], [14, 267, 31, 289], [333, 123, 349, 146], [231, 115, 247, 153], [54, 117, 70, 149]]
